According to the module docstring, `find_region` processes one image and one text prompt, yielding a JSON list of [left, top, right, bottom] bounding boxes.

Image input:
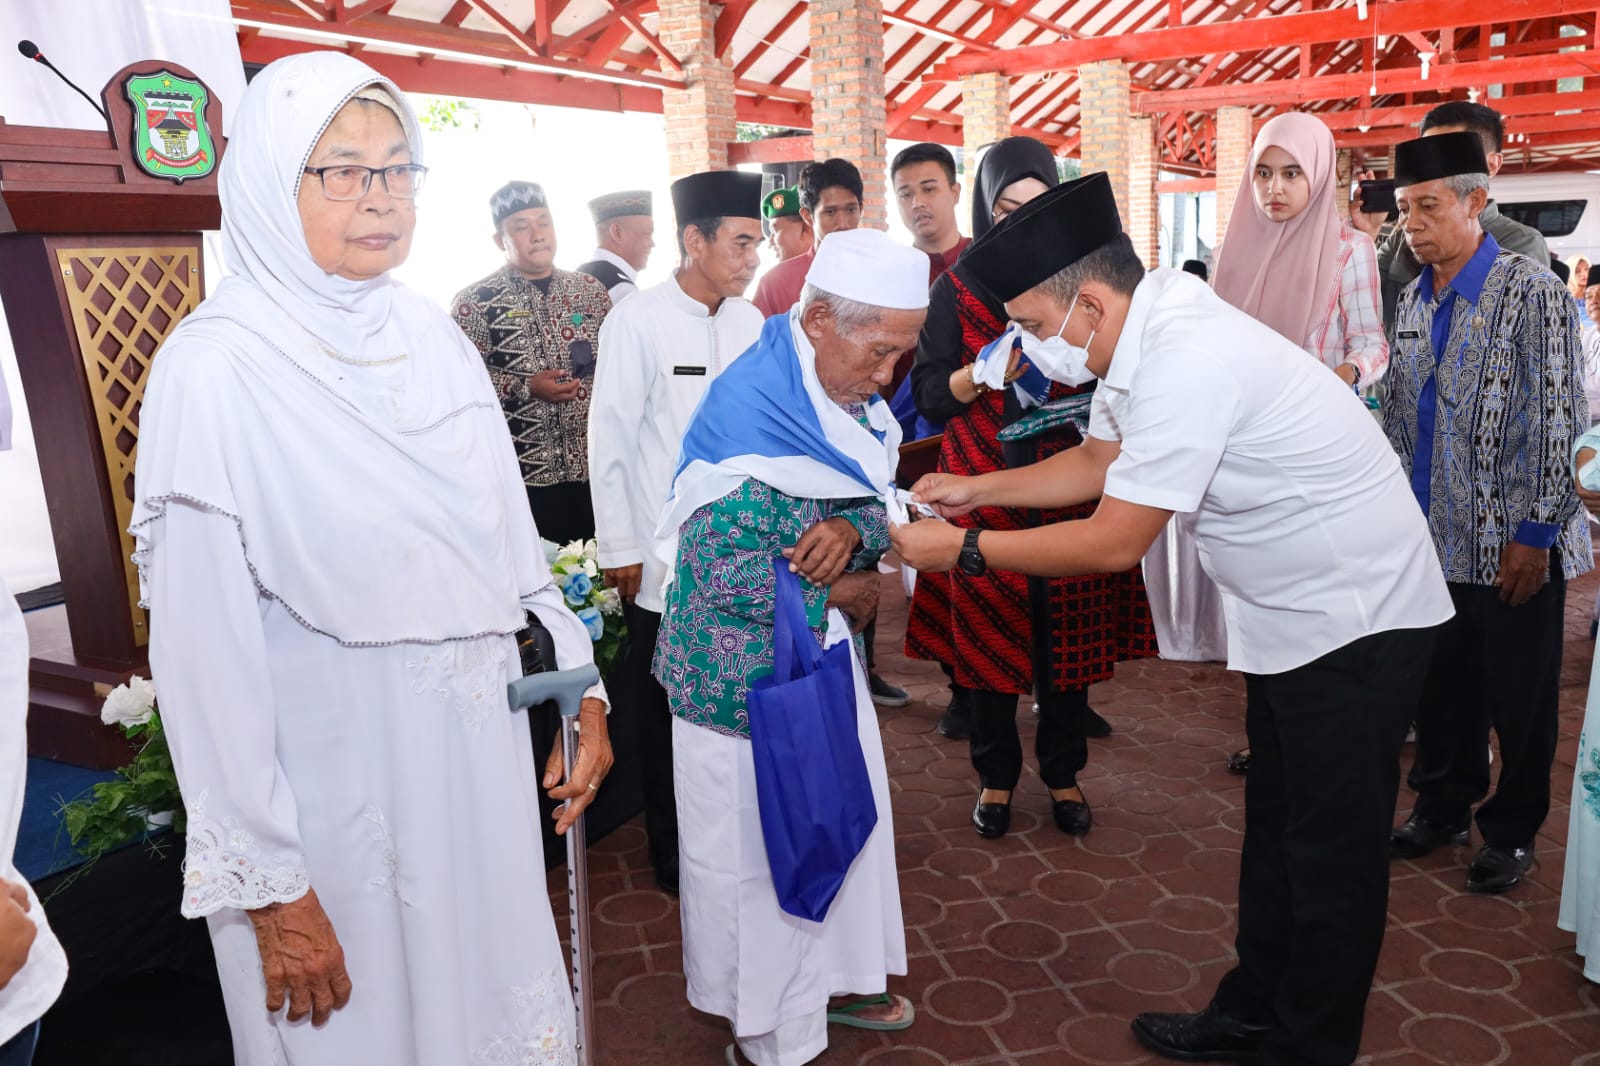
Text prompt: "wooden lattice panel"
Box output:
[[55, 246, 202, 646]]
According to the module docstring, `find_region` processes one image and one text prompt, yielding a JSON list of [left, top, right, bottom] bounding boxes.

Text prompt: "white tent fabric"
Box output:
[[0, 0, 245, 592]]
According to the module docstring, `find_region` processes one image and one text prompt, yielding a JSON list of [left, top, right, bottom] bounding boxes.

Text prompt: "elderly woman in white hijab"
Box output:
[[130, 52, 611, 1065]]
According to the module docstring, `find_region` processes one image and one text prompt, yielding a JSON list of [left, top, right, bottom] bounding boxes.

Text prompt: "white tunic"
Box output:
[[1090, 269, 1454, 675], [672, 613, 905, 1056], [147, 504, 587, 1065], [587, 278, 764, 612], [0, 577, 67, 1045]]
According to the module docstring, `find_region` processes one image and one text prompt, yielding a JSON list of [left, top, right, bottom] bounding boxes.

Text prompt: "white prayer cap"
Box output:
[[804, 229, 931, 310]]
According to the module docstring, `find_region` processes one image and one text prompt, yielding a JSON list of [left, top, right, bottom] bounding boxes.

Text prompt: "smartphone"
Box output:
[[1358, 179, 1397, 216]]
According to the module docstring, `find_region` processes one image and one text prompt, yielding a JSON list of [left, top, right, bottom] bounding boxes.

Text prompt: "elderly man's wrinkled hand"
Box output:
[[910, 473, 982, 518], [1495, 542, 1549, 607], [889, 517, 966, 572], [545, 697, 613, 835], [247, 887, 352, 1027], [827, 571, 879, 634], [783, 517, 861, 586]]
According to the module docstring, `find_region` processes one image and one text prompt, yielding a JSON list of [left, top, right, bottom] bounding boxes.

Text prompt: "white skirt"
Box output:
[[672, 611, 906, 1039], [1142, 513, 1229, 663], [1558, 695, 1600, 984]]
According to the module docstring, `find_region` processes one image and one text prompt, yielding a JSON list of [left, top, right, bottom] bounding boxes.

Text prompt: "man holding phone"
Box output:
[[453, 180, 612, 543], [1352, 102, 1548, 332]]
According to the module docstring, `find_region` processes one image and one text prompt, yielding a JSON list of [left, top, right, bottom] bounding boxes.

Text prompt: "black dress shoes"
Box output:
[[1466, 845, 1533, 894], [1051, 795, 1092, 835], [972, 796, 1011, 838], [1086, 708, 1113, 738], [1389, 814, 1470, 859], [1131, 1004, 1271, 1064], [1225, 748, 1251, 775], [654, 864, 680, 897]]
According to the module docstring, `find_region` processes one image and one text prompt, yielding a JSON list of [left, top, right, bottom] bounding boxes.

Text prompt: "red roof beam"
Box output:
[[598, 0, 682, 72], [932, 0, 1600, 78], [1135, 50, 1600, 110], [335, 0, 395, 21], [231, 0, 679, 88], [238, 32, 660, 111], [1334, 107, 1600, 146], [1319, 88, 1588, 131]]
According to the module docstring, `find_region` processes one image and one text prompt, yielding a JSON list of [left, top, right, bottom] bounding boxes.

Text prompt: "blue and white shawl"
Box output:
[[653, 309, 903, 577]]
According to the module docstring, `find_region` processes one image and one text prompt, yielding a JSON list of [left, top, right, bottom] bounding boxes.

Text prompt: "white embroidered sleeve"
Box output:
[[145, 503, 310, 918]]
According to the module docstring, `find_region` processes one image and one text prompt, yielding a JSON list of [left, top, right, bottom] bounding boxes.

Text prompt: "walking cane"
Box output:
[[508, 664, 602, 1066]]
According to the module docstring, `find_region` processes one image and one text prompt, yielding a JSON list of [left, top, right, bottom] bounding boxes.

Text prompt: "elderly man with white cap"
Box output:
[[651, 229, 927, 1065]]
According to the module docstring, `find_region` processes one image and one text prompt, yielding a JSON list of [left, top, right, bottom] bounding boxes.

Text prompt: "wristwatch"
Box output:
[[958, 528, 987, 576]]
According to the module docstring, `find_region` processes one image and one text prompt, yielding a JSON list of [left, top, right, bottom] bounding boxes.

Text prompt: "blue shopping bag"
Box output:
[[746, 558, 879, 922]]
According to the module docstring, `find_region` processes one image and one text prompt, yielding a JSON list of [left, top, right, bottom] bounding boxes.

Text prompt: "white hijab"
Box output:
[[131, 52, 552, 646]]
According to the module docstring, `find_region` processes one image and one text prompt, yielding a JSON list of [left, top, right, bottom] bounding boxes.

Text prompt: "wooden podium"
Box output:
[[0, 61, 223, 767]]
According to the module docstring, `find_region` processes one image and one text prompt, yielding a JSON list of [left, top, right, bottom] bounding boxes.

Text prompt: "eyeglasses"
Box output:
[[302, 163, 429, 201]]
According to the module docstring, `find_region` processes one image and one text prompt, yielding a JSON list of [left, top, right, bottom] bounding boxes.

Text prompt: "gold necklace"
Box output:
[[318, 344, 410, 367]]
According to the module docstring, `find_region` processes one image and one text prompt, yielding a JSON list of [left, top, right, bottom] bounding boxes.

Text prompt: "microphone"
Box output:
[[17, 39, 110, 123]]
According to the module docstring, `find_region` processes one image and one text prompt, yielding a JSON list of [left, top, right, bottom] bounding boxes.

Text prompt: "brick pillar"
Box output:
[[961, 72, 1011, 167], [1335, 148, 1354, 221], [1080, 61, 1133, 223], [809, 0, 889, 227], [659, 0, 736, 220], [1127, 115, 1160, 268], [1213, 106, 1254, 248]]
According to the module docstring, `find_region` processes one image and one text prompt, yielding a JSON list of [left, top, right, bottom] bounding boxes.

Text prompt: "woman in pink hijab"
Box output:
[[1213, 111, 1388, 774]]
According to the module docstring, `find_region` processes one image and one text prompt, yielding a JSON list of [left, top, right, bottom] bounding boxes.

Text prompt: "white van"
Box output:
[[1493, 172, 1600, 268]]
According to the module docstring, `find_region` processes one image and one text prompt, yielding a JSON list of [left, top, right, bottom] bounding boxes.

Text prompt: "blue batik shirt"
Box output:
[[1383, 235, 1593, 585]]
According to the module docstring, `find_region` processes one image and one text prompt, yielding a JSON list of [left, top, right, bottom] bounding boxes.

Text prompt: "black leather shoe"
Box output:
[[1086, 708, 1113, 738], [1131, 1004, 1270, 1064], [1466, 845, 1533, 894], [1390, 814, 1470, 858], [972, 796, 1010, 838], [1051, 794, 1092, 835], [1225, 748, 1250, 775], [938, 693, 972, 739], [654, 865, 680, 897]]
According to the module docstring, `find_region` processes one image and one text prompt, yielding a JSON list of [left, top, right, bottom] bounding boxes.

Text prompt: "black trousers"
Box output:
[[1213, 625, 1437, 1066], [968, 687, 1088, 791], [1408, 573, 1566, 849], [526, 481, 595, 545], [623, 604, 678, 878]]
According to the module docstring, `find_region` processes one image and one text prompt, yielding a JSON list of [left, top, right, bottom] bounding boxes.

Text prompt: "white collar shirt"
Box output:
[[587, 278, 764, 613], [588, 247, 640, 303], [0, 579, 67, 1043], [1088, 269, 1453, 674]]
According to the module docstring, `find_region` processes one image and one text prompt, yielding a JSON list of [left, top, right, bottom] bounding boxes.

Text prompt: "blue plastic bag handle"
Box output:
[[770, 557, 822, 683]]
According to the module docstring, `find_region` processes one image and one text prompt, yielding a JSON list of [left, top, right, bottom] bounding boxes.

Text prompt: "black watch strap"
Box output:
[[959, 527, 987, 576]]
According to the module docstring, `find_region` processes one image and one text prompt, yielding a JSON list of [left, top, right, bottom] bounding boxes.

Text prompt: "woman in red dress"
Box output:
[[905, 137, 1158, 839]]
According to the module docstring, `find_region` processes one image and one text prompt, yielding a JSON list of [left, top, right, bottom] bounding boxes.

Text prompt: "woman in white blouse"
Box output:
[[132, 52, 610, 1065], [1211, 110, 1389, 775]]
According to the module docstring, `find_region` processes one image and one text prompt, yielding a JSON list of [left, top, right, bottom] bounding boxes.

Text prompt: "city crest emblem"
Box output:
[[123, 71, 215, 183]]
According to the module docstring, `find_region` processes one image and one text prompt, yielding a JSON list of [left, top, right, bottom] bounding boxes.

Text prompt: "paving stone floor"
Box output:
[[553, 565, 1600, 1065]]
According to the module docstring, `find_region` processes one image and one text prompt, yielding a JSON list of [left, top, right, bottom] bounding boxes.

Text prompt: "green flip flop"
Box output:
[[826, 992, 916, 1031]]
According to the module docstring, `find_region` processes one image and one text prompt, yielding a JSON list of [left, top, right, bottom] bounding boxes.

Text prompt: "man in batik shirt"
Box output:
[[1384, 132, 1592, 895], [453, 180, 610, 543]]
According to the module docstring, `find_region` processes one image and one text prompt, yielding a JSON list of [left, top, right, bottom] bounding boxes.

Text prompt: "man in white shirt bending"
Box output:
[[587, 170, 766, 896], [891, 173, 1454, 1066]]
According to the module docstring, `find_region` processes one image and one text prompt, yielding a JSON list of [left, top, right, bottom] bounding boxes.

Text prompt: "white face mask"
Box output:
[[1017, 292, 1097, 386]]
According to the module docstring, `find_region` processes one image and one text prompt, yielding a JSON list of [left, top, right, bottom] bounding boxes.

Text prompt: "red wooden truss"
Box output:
[[231, 0, 1600, 174]]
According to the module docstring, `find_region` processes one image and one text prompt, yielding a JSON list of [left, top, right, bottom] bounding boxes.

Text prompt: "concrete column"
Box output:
[[658, 0, 736, 199], [1079, 61, 1132, 222], [1213, 106, 1254, 247], [961, 72, 1011, 168], [1128, 115, 1160, 268], [809, 0, 889, 227]]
